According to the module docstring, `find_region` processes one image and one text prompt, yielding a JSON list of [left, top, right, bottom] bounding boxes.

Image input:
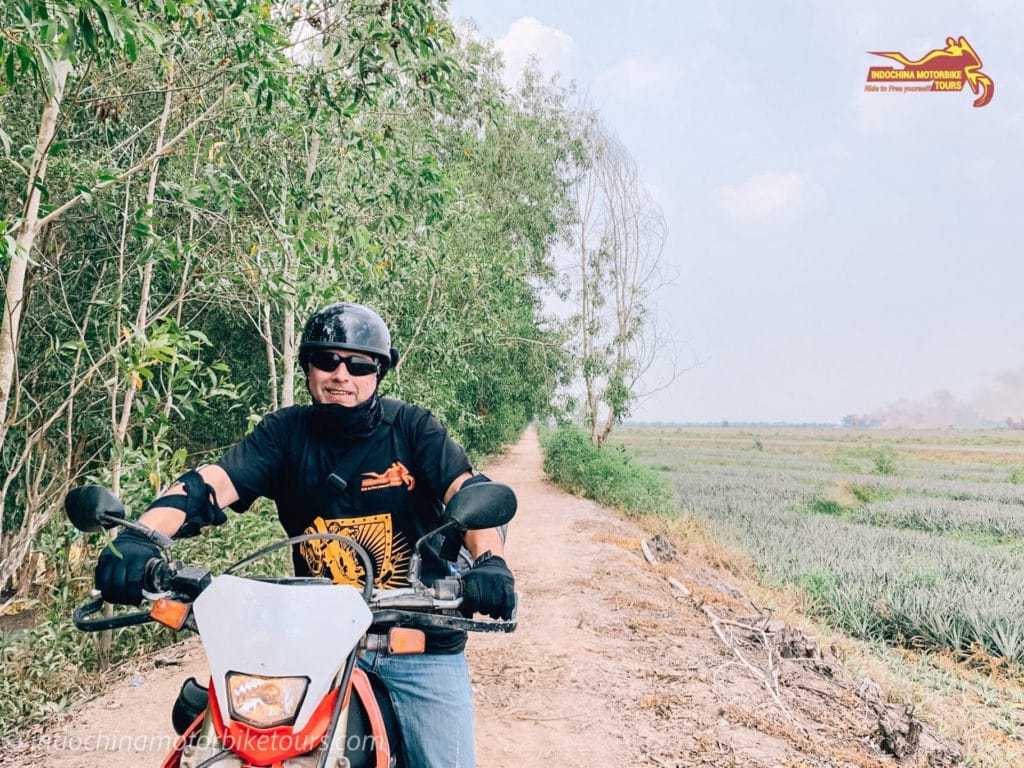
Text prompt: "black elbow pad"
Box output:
[[460, 472, 492, 489], [148, 469, 227, 539]]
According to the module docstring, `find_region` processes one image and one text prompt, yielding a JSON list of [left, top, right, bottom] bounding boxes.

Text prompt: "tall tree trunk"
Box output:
[[0, 60, 72, 454], [262, 300, 280, 411], [280, 190, 296, 407], [281, 132, 321, 408], [112, 70, 174, 496], [281, 297, 296, 407]]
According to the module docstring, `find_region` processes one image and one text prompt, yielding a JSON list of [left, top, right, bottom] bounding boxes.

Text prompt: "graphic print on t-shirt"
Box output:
[[299, 514, 410, 588], [361, 461, 416, 492]]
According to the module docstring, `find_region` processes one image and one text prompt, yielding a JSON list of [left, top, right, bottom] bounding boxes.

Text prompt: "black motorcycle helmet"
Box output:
[[298, 302, 400, 377]]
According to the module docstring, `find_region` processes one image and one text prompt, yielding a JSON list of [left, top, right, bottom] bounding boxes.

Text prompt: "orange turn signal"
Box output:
[[150, 598, 191, 630], [387, 628, 426, 655]]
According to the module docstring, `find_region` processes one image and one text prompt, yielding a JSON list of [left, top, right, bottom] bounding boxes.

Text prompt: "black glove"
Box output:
[[460, 554, 515, 620], [95, 529, 162, 606]]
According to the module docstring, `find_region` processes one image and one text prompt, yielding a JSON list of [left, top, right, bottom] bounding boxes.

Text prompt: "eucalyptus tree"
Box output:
[[202, 1, 478, 411], [565, 115, 673, 446], [222, 23, 574, 449]]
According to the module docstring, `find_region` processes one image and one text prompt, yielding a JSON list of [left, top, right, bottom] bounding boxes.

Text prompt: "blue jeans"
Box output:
[[358, 650, 475, 768]]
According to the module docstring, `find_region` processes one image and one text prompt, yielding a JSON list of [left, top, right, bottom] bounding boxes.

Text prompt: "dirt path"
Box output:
[[16, 428, 963, 767]]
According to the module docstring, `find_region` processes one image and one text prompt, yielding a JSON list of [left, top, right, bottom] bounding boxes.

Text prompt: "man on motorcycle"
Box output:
[[94, 301, 515, 768]]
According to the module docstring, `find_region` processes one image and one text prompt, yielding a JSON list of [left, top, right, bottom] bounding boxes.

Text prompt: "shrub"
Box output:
[[796, 569, 840, 607], [807, 497, 847, 517], [849, 483, 892, 504], [539, 426, 677, 518], [871, 447, 900, 476]]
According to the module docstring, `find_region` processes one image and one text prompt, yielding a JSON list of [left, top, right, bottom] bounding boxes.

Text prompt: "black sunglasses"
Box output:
[[308, 350, 380, 377]]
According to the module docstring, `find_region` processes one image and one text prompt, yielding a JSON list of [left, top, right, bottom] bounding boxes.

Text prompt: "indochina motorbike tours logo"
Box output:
[[864, 36, 993, 107]]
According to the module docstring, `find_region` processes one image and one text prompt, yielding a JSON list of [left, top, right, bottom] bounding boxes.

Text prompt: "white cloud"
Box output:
[[596, 54, 688, 99], [715, 172, 819, 221], [494, 17, 576, 87]]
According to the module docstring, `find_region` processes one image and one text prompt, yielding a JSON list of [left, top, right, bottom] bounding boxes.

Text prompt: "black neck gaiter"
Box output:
[[310, 391, 382, 443]]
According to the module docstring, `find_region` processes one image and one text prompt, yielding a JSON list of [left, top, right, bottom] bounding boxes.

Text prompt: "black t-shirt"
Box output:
[[215, 398, 473, 653]]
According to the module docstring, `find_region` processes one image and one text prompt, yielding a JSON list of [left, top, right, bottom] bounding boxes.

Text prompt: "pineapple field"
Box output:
[[620, 427, 1024, 664]]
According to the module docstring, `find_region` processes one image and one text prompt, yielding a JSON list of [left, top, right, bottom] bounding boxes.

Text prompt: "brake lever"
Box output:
[[74, 595, 155, 632]]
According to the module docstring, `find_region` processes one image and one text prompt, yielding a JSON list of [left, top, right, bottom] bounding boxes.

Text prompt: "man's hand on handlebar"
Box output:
[[460, 553, 515, 620], [95, 529, 162, 605]]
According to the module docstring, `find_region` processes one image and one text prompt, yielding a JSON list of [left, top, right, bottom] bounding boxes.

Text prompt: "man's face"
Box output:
[[306, 347, 380, 407]]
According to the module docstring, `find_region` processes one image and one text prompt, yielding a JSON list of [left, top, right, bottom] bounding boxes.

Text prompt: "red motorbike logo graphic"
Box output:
[[361, 461, 416, 492], [866, 36, 994, 108]]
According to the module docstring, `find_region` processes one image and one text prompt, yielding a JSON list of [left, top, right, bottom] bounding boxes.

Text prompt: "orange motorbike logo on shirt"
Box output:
[[361, 461, 416, 492], [865, 36, 993, 107]]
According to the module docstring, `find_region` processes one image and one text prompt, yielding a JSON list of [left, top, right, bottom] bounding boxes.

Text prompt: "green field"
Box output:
[[617, 426, 1024, 664]]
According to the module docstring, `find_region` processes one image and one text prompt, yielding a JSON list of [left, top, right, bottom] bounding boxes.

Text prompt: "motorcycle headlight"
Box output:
[[226, 672, 309, 729]]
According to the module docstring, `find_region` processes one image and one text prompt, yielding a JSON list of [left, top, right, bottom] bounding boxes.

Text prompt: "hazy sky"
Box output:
[[450, 1, 1024, 425]]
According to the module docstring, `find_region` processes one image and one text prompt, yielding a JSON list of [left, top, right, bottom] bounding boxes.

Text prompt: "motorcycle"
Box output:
[[65, 482, 518, 768]]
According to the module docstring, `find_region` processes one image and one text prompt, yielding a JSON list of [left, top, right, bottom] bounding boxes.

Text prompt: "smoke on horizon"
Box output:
[[844, 369, 1024, 429]]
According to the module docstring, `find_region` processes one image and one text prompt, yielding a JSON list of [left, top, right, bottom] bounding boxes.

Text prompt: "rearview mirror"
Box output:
[[65, 485, 126, 533], [444, 483, 516, 531]]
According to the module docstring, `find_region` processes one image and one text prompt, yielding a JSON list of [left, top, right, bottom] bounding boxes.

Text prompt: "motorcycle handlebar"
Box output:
[[72, 558, 174, 632], [75, 540, 514, 634], [144, 557, 172, 593], [72, 579, 514, 633], [73, 596, 155, 632], [371, 591, 519, 634]]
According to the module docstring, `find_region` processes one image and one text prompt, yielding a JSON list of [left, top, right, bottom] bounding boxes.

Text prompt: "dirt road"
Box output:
[[18, 428, 963, 767]]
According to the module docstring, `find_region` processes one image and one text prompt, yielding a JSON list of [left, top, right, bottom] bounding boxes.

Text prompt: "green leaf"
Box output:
[[78, 9, 98, 52], [35, 47, 58, 96], [73, 184, 93, 206], [2, 234, 16, 260], [132, 221, 154, 240], [93, 0, 123, 47], [146, 344, 177, 358], [141, 21, 164, 51]]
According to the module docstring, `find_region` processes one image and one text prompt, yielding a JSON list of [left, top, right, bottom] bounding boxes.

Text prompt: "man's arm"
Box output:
[[445, 470, 516, 620], [139, 464, 241, 538], [444, 471, 505, 559]]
